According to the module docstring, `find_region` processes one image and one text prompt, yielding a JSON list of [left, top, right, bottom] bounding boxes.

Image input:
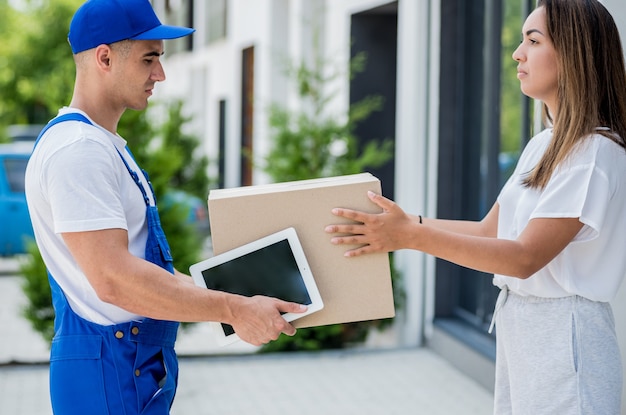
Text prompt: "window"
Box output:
[[163, 0, 194, 53], [206, 0, 227, 44], [3, 158, 28, 193], [436, 0, 534, 357]]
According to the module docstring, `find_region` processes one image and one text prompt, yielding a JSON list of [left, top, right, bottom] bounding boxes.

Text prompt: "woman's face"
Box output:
[[512, 7, 559, 114]]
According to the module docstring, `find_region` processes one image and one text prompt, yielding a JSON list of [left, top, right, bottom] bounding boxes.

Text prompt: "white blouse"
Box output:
[[493, 128, 626, 301]]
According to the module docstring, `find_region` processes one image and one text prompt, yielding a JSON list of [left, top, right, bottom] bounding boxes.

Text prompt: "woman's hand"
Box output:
[[325, 191, 418, 257]]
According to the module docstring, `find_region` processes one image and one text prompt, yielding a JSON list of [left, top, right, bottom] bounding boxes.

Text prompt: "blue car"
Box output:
[[0, 142, 35, 256]]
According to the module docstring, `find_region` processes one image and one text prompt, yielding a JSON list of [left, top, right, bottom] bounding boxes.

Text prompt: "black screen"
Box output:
[[201, 239, 312, 336]]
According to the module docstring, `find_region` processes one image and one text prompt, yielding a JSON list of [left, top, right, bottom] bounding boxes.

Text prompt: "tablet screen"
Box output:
[[200, 239, 312, 336]]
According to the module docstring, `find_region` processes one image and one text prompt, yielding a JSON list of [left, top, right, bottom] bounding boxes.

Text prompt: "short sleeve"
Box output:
[[44, 138, 129, 233], [532, 161, 611, 242]]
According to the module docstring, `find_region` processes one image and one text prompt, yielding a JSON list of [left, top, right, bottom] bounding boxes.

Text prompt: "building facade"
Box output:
[[152, 0, 626, 400]]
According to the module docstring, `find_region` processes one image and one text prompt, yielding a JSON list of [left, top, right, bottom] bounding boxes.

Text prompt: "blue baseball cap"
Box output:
[[68, 0, 195, 54]]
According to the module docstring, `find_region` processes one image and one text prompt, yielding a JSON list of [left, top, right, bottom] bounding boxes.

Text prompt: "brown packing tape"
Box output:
[[208, 173, 395, 328]]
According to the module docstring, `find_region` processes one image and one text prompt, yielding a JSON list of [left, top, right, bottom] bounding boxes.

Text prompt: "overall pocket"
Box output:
[[50, 335, 109, 415]]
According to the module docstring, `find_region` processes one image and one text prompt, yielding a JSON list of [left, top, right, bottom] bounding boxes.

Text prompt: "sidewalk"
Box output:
[[0, 348, 494, 415], [0, 257, 494, 414]]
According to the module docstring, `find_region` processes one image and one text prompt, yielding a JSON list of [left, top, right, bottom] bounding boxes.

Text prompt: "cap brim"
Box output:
[[131, 25, 195, 41]]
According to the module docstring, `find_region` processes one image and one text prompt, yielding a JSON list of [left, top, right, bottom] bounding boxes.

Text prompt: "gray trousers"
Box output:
[[493, 288, 622, 415]]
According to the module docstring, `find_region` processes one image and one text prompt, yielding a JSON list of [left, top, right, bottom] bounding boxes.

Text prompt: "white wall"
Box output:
[[393, 0, 440, 347]]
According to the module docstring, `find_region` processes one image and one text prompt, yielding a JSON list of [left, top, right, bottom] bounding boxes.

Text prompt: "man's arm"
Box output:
[[173, 268, 195, 285], [62, 228, 306, 345]]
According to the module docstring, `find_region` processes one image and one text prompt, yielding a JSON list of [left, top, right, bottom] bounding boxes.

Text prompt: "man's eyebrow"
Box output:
[[143, 51, 165, 58]]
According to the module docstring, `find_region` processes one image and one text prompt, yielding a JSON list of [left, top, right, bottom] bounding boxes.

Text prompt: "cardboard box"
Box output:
[[208, 173, 395, 328]]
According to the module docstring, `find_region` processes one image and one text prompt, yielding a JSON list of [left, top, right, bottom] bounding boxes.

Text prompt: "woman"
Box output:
[[326, 1, 626, 413]]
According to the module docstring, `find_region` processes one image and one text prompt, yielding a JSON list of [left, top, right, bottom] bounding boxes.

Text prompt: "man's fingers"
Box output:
[[282, 324, 297, 337], [269, 301, 304, 337], [277, 301, 308, 314], [232, 297, 306, 344]]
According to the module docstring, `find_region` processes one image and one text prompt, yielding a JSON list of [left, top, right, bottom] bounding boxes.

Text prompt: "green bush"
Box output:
[[20, 240, 55, 343]]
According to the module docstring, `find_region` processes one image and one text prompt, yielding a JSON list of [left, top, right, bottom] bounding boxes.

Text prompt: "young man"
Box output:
[[25, 1, 306, 413]]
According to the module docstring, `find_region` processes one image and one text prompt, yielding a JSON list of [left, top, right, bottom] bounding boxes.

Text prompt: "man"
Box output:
[[25, 0, 306, 413]]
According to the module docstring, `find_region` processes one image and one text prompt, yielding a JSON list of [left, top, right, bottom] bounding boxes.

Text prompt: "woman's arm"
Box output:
[[410, 202, 499, 239], [325, 191, 582, 279]]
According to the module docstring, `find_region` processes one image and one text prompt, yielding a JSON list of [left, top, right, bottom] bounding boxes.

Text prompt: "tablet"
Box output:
[[189, 227, 324, 345]]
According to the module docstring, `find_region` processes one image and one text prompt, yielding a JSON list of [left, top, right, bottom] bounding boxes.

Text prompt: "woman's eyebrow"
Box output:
[[525, 28, 545, 37]]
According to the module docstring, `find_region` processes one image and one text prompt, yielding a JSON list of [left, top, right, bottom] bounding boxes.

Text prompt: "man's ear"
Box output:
[[94, 44, 113, 71]]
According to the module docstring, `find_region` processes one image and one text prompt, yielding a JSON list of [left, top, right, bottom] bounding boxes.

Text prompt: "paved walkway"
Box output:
[[0, 257, 494, 414]]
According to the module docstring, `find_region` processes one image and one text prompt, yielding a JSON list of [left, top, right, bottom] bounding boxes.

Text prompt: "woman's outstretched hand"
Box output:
[[325, 191, 417, 257]]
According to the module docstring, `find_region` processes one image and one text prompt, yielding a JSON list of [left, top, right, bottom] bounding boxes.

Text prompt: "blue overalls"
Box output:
[[33, 113, 180, 414]]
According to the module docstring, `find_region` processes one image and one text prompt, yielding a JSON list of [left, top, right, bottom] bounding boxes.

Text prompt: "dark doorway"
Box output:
[[218, 99, 227, 189], [350, 2, 397, 200], [240, 46, 255, 186]]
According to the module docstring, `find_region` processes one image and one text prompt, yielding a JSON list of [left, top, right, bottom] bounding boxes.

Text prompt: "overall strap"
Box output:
[[116, 148, 152, 207], [34, 112, 154, 207], [33, 113, 93, 150]]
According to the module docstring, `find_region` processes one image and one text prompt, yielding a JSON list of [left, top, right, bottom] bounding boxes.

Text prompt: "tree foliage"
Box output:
[[263, 52, 393, 180], [0, 0, 81, 127]]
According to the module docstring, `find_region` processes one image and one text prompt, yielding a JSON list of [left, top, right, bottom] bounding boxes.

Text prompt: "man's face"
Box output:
[[110, 39, 166, 111]]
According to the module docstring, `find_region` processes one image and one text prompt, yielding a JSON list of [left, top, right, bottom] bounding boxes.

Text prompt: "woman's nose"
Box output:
[[512, 44, 524, 62]]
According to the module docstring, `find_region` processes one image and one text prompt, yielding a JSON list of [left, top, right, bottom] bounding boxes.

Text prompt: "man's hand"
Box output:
[[228, 296, 307, 346]]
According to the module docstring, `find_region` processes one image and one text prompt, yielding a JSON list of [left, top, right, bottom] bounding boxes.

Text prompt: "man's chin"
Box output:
[[127, 101, 150, 111]]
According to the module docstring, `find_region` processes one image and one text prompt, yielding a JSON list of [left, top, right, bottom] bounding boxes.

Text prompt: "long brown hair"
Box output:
[[524, 0, 626, 189]]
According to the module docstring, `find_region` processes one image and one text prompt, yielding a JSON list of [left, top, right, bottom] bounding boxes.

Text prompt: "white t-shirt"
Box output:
[[25, 108, 155, 325], [493, 128, 626, 302]]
